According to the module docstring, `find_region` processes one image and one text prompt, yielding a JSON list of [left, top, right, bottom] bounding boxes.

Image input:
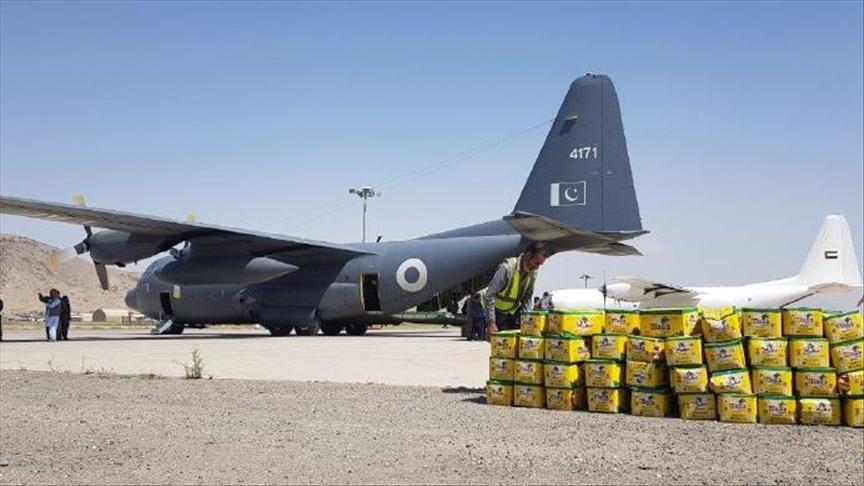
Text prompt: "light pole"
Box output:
[[579, 273, 593, 289], [349, 186, 380, 243]]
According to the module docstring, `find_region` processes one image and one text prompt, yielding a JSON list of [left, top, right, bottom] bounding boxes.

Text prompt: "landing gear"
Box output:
[[152, 318, 185, 335], [293, 321, 321, 336], [345, 323, 368, 336], [267, 326, 293, 337], [321, 323, 343, 336]]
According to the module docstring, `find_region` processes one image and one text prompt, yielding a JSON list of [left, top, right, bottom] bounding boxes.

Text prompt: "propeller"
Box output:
[[48, 195, 110, 291]]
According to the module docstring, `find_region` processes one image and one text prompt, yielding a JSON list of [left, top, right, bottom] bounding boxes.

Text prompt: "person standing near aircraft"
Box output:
[[59, 295, 71, 340], [38, 289, 62, 342], [484, 242, 549, 336]]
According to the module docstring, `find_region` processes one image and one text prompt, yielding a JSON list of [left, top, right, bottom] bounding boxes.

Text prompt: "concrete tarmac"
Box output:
[[0, 327, 488, 386]]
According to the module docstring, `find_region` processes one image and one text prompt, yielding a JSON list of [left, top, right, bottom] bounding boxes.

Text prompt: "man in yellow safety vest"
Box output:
[[484, 242, 549, 337]]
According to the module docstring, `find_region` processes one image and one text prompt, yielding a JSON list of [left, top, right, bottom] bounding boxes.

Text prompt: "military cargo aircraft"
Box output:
[[0, 74, 646, 336], [552, 215, 863, 309]]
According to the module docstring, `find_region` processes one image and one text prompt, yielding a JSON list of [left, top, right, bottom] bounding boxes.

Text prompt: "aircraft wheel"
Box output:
[[294, 321, 321, 336], [321, 323, 343, 336], [166, 323, 185, 334], [345, 323, 368, 336], [268, 326, 293, 337]]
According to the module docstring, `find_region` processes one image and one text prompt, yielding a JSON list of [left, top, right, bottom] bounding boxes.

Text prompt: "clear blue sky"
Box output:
[[1, 1, 862, 308]]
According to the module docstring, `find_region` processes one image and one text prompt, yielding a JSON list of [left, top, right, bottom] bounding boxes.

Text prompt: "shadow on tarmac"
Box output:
[[0, 333, 271, 343]]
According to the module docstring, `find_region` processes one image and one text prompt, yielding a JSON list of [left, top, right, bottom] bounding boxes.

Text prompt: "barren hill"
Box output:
[[0, 234, 140, 313]]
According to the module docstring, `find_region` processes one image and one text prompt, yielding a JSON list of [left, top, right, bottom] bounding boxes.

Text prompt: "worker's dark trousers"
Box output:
[[494, 311, 520, 330]]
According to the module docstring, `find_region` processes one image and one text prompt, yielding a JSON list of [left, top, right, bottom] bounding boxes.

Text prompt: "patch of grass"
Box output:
[[178, 348, 205, 379]]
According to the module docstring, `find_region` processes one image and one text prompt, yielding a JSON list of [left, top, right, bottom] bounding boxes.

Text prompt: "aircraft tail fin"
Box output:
[[512, 74, 643, 236], [796, 215, 863, 293]]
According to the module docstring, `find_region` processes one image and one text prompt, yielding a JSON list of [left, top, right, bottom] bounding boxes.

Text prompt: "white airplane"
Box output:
[[552, 215, 863, 309]]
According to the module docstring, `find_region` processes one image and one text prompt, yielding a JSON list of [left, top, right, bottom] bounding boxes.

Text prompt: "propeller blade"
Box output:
[[71, 194, 93, 236], [95, 263, 109, 290]]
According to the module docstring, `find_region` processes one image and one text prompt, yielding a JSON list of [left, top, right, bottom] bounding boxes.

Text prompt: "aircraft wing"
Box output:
[[0, 195, 370, 257], [615, 276, 696, 298]]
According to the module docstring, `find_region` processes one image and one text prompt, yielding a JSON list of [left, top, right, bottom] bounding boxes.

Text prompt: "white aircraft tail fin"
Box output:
[[796, 215, 863, 293]]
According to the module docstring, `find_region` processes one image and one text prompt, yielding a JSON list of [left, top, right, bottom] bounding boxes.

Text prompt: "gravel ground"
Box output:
[[1, 370, 862, 485]]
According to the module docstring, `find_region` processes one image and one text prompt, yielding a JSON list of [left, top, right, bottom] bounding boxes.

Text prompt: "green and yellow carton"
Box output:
[[678, 393, 717, 420], [798, 396, 841, 425], [605, 310, 640, 335], [544, 335, 591, 363], [751, 366, 793, 396], [741, 308, 783, 338], [486, 380, 513, 406], [630, 387, 673, 417], [717, 393, 757, 424], [592, 333, 628, 361], [824, 311, 863, 343], [639, 308, 699, 338], [757, 395, 797, 425], [782, 308, 823, 337], [519, 311, 547, 337]]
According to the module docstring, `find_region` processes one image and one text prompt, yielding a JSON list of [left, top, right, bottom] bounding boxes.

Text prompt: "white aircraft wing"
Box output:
[[615, 276, 696, 298], [0, 194, 370, 257]]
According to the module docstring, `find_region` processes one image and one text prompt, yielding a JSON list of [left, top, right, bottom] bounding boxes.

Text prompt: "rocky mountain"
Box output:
[[0, 234, 140, 313]]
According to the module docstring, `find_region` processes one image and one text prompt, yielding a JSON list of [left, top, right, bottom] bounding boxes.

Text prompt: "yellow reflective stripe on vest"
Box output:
[[494, 259, 534, 315]]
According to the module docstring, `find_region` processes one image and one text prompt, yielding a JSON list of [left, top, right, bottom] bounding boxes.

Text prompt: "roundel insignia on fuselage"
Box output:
[[396, 258, 427, 293]]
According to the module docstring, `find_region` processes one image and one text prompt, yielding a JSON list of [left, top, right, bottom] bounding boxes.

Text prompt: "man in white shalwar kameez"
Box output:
[[38, 289, 62, 342]]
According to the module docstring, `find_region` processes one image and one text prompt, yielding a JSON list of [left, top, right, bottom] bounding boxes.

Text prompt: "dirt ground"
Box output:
[[1, 370, 862, 485]]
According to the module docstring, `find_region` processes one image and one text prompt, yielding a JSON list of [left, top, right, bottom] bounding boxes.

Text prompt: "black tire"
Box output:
[[166, 323, 185, 335], [294, 321, 321, 336], [321, 323, 343, 336], [268, 326, 293, 337], [345, 323, 368, 336]]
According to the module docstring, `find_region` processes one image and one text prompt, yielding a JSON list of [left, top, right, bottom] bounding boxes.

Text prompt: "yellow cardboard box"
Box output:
[[794, 368, 837, 397], [519, 311, 547, 337], [584, 359, 623, 388], [824, 311, 863, 343], [665, 336, 703, 366], [678, 393, 717, 420], [488, 358, 514, 382], [699, 307, 742, 343], [789, 337, 830, 368], [486, 380, 513, 406], [747, 337, 788, 367], [605, 310, 640, 334], [798, 397, 841, 425], [710, 368, 753, 394], [592, 334, 628, 361], [751, 366, 793, 396], [630, 388, 672, 417], [717, 393, 757, 423], [757, 395, 797, 425], [626, 360, 669, 388], [587, 387, 629, 413], [491, 330, 519, 359], [627, 335, 665, 363], [782, 308, 823, 337], [544, 362, 582, 388], [670, 366, 709, 393], [704, 339, 746, 372], [639, 308, 699, 338], [741, 308, 783, 337], [544, 335, 591, 363], [829, 338, 863, 374]]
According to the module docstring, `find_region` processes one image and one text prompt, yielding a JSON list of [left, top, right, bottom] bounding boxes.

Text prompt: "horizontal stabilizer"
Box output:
[[504, 211, 645, 256]]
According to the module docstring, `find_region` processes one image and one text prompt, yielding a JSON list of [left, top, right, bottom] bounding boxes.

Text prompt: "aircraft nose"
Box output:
[[125, 288, 137, 309]]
